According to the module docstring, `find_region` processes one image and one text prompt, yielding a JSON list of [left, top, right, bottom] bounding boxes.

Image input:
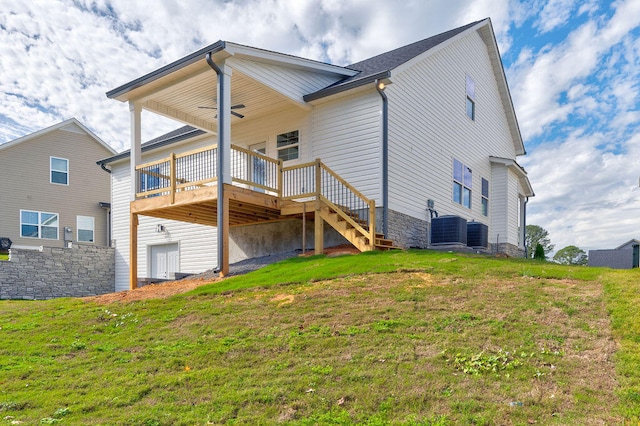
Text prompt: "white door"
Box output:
[[249, 142, 267, 193], [150, 243, 179, 279]]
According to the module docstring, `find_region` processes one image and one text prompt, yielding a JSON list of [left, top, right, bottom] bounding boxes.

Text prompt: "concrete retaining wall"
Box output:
[[0, 245, 115, 300]]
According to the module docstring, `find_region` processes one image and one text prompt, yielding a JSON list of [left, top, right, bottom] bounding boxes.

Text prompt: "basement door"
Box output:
[[150, 243, 179, 279]]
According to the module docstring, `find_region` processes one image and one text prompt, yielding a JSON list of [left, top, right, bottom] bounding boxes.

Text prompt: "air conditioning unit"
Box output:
[[467, 222, 488, 248], [431, 216, 467, 245]]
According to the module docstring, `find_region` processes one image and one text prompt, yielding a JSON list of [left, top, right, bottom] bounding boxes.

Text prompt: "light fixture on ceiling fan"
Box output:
[[197, 103, 246, 118]]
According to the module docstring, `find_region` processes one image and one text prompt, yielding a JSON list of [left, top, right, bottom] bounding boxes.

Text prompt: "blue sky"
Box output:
[[0, 0, 639, 253]]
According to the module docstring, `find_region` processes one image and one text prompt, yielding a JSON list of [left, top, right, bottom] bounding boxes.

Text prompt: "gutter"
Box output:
[[304, 70, 391, 102], [107, 41, 225, 99], [376, 79, 389, 238]]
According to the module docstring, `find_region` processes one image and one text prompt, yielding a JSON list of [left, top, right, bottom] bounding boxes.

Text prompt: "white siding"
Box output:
[[311, 91, 382, 201], [387, 29, 519, 242], [229, 58, 341, 104], [110, 134, 220, 292], [490, 164, 509, 245]]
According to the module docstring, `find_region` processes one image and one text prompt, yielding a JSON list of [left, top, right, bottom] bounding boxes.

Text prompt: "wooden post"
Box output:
[[314, 159, 323, 255], [129, 212, 138, 290], [219, 189, 230, 277], [277, 159, 283, 198], [170, 152, 176, 204], [369, 200, 376, 250]]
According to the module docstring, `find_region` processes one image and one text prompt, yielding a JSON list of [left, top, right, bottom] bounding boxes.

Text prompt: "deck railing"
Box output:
[[136, 149, 376, 247]]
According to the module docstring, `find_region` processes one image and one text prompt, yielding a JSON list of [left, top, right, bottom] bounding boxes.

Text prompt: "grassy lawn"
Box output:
[[0, 250, 638, 424]]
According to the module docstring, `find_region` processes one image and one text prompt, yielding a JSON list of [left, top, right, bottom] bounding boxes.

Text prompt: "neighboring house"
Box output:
[[99, 18, 534, 291], [0, 118, 116, 250], [589, 239, 640, 269]]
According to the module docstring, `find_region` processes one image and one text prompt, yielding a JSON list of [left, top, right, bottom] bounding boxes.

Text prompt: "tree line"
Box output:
[[525, 225, 588, 265]]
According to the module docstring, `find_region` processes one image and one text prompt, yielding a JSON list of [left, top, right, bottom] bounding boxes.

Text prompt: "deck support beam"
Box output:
[[129, 212, 138, 290], [207, 53, 233, 277]]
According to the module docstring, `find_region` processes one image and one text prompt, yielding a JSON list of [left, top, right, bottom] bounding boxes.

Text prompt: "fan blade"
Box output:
[[197, 106, 216, 109], [231, 111, 245, 119], [231, 104, 245, 109]]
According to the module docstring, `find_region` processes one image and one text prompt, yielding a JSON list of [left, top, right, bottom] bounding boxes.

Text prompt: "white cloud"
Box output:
[[522, 130, 640, 252], [535, 0, 577, 33], [1, 0, 640, 254]]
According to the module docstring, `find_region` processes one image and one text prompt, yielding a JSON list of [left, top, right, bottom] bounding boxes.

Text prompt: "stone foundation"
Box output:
[[385, 209, 430, 248], [0, 245, 115, 300]]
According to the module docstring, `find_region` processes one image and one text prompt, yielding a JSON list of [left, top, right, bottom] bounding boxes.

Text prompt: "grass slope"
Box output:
[[0, 250, 638, 425]]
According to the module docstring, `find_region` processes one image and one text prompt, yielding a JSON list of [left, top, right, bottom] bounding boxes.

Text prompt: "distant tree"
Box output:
[[533, 243, 546, 260], [525, 225, 555, 259], [553, 245, 588, 265]]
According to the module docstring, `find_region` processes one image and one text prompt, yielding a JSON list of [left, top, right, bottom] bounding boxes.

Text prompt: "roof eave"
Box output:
[[97, 127, 207, 166], [303, 70, 392, 102], [106, 41, 226, 101]]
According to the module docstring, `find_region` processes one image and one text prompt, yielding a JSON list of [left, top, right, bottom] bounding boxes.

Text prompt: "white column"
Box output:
[[129, 101, 142, 201], [218, 64, 232, 184]]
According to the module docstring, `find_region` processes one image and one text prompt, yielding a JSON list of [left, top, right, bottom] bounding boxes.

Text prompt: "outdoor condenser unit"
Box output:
[[467, 222, 488, 248], [430, 215, 467, 245]]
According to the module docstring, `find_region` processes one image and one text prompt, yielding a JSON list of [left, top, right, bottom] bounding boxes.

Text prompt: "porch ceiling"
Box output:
[[132, 61, 294, 132]]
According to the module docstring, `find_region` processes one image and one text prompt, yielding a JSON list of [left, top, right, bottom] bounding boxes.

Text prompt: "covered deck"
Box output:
[[129, 144, 389, 288]]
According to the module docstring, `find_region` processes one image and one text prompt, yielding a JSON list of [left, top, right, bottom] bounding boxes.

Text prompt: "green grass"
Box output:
[[0, 249, 637, 424]]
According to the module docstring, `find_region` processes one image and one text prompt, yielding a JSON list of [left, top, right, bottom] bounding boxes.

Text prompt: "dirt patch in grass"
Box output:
[[84, 245, 361, 305]]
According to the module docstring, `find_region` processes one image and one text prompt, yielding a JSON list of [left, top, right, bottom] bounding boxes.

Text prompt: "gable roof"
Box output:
[[303, 20, 482, 102], [0, 118, 116, 154], [97, 125, 205, 166], [302, 18, 525, 156], [616, 239, 640, 249]]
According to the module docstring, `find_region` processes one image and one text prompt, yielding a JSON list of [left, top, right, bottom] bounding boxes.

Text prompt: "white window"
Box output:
[[77, 216, 95, 243], [51, 157, 69, 185], [481, 178, 489, 216], [277, 130, 299, 161], [453, 159, 472, 209], [466, 75, 475, 121], [20, 210, 59, 239]]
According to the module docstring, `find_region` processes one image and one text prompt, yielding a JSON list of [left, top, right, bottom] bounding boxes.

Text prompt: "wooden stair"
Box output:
[[318, 204, 397, 252]]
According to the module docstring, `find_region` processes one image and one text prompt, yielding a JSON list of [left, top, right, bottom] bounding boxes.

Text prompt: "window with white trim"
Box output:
[[51, 157, 69, 185], [481, 178, 489, 216], [453, 159, 472, 209], [77, 216, 95, 243], [20, 210, 59, 239], [277, 130, 299, 161], [466, 74, 475, 121]]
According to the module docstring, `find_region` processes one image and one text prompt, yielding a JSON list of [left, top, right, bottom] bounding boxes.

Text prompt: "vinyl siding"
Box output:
[[310, 91, 382, 201], [387, 29, 518, 242], [110, 111, 313, 291], [110, 156, 218, 292], [229, 58, 341, 104], [0, 125, 113, 248]]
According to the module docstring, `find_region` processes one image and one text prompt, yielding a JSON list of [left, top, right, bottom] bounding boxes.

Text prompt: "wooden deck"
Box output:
[[128, 145, 394, 290]]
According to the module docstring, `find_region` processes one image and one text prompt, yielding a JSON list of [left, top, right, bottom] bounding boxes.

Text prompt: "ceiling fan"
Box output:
[[197, 103, 246, 119]]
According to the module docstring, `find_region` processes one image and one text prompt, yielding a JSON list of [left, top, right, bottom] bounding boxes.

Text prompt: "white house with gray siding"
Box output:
[[100, 18, 534, 292]]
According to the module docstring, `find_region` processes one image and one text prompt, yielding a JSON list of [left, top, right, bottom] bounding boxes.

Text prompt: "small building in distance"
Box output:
[[588, 239, 640, 269]]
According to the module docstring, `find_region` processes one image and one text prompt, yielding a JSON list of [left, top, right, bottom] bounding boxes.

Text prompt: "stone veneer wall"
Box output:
[[0, 245, 115, 300], [385, 209, 430, 248], [385, 209, 525, 258]]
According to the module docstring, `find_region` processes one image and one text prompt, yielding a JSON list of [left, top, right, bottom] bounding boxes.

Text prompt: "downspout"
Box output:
[[523, 196, 529, 258], [98, 161, 112, 174], [376, 80, 389, 238], [206, 47, 226, 272]]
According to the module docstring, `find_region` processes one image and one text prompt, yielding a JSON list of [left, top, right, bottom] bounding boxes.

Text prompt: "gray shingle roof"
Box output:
[[97, 125, 204, 165], [304, 19, 483, 101]]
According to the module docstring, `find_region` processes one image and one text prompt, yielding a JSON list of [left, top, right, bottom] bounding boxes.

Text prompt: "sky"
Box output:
[[0, 0, 639, 254]]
